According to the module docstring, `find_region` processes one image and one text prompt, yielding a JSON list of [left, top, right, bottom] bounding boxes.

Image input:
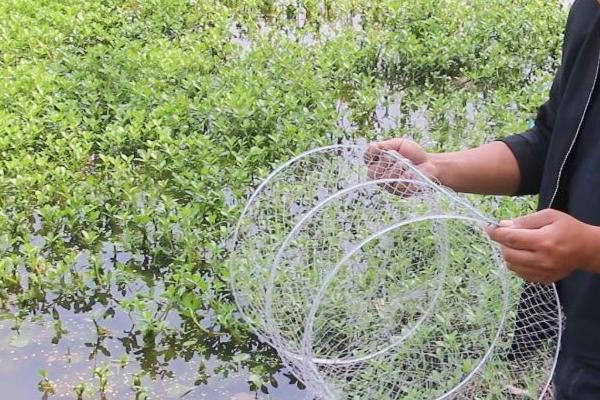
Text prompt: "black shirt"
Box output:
[[502, 0, 600, 359], [566, 87, 600, 226], [557, 83, 600, 357]]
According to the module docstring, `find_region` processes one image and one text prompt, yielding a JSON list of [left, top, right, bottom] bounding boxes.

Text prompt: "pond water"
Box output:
[[0, 316, 310, 399], [0, 311, 310, 399], [0, 294, 311, 399], [0, 240, 311, 399]]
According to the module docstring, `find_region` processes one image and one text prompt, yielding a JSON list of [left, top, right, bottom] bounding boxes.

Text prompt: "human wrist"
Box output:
[[428, 153, 449, 187], [429, 152, 462, 191], [580, 224, 600, 273]]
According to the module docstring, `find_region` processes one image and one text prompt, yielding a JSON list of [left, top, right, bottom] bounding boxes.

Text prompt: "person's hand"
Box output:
[[486, 209, 599, 283], [364, 138, 437, 180], [364, 138, 438, 195]]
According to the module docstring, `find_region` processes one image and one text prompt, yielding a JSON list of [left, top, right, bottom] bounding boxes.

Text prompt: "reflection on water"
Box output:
[[0, 238, 309, 399], [0, 313, 309, 399]]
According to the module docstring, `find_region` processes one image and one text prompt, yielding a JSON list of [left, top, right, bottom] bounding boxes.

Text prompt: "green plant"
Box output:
[[0, 0, 566, 397]]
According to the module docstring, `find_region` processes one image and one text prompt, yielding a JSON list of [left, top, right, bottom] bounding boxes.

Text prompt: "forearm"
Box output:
[[430, 141, 521, 196]]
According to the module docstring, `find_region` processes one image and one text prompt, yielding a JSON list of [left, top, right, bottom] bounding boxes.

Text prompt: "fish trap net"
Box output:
[[227, 144, 562, 399]]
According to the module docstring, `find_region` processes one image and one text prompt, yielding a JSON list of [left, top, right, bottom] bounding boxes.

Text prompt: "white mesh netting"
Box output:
[[227, 144, 562, 399]]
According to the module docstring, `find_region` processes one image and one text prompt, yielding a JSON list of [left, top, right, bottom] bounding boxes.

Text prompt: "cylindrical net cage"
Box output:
[[227, 144, 561, 399]]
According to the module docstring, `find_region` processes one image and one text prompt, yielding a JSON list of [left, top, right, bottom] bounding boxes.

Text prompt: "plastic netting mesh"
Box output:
[[228, 145, 561, 399]]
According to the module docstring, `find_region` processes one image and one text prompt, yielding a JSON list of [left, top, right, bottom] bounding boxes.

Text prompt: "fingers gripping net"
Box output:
[[228, 145, 562, 399]]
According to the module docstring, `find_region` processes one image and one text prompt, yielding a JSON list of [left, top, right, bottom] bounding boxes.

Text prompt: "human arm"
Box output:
[[365, 138, 521, 195]]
